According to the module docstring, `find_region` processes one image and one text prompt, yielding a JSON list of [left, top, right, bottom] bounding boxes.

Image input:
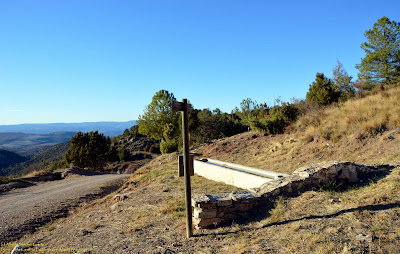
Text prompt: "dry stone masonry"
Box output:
[[192, 191, 260, 229], [192, 161, 398, 229]]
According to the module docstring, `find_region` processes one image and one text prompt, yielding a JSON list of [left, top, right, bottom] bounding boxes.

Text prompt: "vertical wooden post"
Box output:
[[181, 99, 193, 238]]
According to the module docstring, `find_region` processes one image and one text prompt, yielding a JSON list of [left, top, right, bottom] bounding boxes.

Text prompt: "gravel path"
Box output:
[[0, 174, 129, 243]]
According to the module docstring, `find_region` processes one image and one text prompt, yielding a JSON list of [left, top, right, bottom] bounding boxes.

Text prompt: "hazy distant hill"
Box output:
[[0, 121, 137, 137], [0, 142, 70, 176], [0, 149, 28, 170], [0, 132, 76, 155]]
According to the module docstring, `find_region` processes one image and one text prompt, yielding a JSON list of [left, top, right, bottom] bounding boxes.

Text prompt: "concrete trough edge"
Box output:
[[201, 158, 289, 179], [193, 159, 276, 190]]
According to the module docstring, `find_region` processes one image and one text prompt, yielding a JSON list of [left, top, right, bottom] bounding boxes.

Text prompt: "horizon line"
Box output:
[[0, 120, 137, 126]]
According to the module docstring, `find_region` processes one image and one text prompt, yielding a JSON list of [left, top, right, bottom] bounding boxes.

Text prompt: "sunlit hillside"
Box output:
[[296, 86, 400, 142], [14, 86, 400, 253]]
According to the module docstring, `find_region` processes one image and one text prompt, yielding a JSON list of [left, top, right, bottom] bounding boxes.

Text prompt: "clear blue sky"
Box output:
[[1, 0, 399, 125]]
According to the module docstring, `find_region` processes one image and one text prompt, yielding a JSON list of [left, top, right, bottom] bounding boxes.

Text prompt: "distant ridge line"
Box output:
[[0, 120, 137, 137]]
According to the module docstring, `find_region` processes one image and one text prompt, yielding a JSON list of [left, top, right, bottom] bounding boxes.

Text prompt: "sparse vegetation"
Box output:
[[297, 86, 400, 142], [0, 176, 27, 185]]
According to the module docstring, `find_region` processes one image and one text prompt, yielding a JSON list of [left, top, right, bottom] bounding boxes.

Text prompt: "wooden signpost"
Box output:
[[172, 99, 193, 238]]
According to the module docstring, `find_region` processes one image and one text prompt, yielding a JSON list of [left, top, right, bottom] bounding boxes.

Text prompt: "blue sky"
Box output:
[[1, 0, 399, 125]]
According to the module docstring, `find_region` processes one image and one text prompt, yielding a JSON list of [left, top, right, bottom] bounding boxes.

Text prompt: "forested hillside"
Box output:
[[0, 149, 28, 176], [0, 132, 76, 155]]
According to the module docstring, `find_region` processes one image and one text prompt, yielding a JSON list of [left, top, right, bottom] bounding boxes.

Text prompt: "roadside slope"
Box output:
[[0, 174, 129, 243], [13, 149, 400, 253]]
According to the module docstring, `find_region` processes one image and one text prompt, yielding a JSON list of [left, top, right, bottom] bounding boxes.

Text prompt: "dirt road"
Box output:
[[0, 174, 129, 243]]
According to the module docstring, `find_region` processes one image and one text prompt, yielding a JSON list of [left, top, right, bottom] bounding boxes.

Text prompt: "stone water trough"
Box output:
[[192, 159, 398, 229], [193, 158, 289, 191]]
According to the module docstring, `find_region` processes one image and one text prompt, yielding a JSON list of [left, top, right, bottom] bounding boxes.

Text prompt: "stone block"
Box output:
[[241, 198, 256, 204], [193, 217, 221, 229], [198, 202, 217, 209], [191, 194, 210, 207], [221, 206, 236, 213], [217, 197, 233, 207], [230, 190, 261, 202], [193, 207, 217, 219], [234, 202, 254, 212], [207, 193, 229, 202], [223, 213, 240, 221], [337, 167, 358, 183]]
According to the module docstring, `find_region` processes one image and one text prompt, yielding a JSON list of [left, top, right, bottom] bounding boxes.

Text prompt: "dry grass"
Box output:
[[24, 169, 48, 177], [211, 167, 400, 253], [296, 86, 400, 142], [14, 149, 400, 253], [9, 87, 400, 253]]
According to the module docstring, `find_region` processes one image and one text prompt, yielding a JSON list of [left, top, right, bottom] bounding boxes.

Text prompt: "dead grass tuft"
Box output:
[[268, 196, 286, 223]]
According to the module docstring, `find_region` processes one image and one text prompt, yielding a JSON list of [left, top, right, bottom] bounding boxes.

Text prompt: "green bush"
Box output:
[[160, 124, 179, 154], [249, 102, 300, 134], [65, 131, 111, 170], [118, 148, 131, 162], [149, 144, 161, 154], [306, 73, 339, 105], [160, 138, 178, 154]]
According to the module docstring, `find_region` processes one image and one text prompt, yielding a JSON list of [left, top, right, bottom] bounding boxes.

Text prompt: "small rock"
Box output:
[[329, 198, 342, 203], [114, 194, 128, 202], [356, 233, 372, 243], [111, 203, 122, 210]]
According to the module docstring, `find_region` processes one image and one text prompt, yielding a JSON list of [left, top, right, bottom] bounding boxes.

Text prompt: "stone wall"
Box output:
[[192, 191, 261, 229], [192, 161, 398, 229]]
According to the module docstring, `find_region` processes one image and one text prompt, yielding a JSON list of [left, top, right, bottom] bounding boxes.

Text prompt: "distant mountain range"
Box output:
[[0, 121, 136, 137], [0, 132, 76, 155], [0, 121, 137, 155]]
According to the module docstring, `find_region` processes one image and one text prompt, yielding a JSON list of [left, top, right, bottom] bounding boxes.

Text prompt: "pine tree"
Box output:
[[138, 90, 179, 140], [65, 131, 111, 170], [356, 17, 400, 90], [306, 73, 338, 106], [332, 61, 355, 101]]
